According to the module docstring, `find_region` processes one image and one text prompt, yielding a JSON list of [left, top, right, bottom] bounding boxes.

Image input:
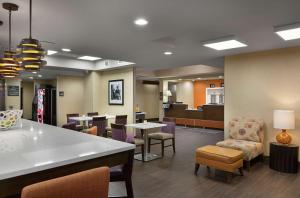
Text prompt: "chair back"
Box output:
[[115, 115, 127, 125], [111, 123, 128, 142], [92, 116, 107, 136], [21, 167, 109, 198], [163, 117, 176, 123], [87, 126, 97, 136], [87, 112, 99, 125], [161, 121, 176, 135], [67, 113, 80, 125], [62, 123, 76, 131], [136, 113, 145, 123]]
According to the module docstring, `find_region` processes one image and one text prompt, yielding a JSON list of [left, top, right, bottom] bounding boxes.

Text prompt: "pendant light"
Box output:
[[0, 3, 20, 78], [16, 0, 46, 72]]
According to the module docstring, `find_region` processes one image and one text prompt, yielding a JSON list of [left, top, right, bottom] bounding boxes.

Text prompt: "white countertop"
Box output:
[[0, 119, 135, 180], [126, 122, 166, 129]]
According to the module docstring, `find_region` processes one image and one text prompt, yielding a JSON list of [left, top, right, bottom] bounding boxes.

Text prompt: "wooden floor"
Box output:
[[130, 127, 300, 198]]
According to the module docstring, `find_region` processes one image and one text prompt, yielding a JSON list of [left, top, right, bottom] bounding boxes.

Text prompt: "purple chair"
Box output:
[[111, 123, 144, 161], [92, 116, 107, 136], [148, 121, 176, 157], [66, 113, 83, 131], [110, 123, 144, 197], [87, 112, 98, 126], [62, 122, 76, 131]]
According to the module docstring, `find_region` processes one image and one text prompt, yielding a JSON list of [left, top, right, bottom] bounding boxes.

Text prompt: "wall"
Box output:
[[225, 47, 300, 158], [57, 76, 85, 126], [21, 81, 34, 119], [176, 81, 194, 108], [89, 68, 135, 125], [5, 78, 21, 110], [194, 79, 224, 108], [136, 80, 159, 119]]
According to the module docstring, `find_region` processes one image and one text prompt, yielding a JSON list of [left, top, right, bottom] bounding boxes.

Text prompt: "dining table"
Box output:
[[0, 119, 135, 198], [69, 114, 116, 129], [126, 122, 166, 162]]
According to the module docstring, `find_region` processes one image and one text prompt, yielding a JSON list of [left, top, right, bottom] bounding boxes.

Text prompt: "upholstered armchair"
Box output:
[[216, 117, 264, 170]]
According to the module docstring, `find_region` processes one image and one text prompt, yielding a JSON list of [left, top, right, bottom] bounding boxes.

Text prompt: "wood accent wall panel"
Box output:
[[193, 79, 224, 108]]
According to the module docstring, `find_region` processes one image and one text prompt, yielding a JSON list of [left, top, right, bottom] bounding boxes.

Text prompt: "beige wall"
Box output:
[[5, 78, 21, 110], [22, 81, 34, 119], [176, 81, 194, 108], [57, 76, 85, 126], [225, 47, 300, 158], [92, 68, 135, 124], [136, 80, 159, 119]]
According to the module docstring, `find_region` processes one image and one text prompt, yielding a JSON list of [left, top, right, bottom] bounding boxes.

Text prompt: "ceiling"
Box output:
[[1, 0, 300, 71]]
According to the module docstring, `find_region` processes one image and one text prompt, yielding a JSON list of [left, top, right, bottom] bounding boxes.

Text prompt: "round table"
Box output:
[[269, 142, 299, 173]]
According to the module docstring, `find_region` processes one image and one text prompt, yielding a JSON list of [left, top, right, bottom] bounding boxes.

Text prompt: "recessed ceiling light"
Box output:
[[47, 50, 58, 55], [38, 74, 42, 78], [62, 48, 71, 52], [178, 79, 182, 81], [203, 39, 247, 50], [164, 51, 173, 55], [275, 24, 300, 41], [32, 71, 37, 74], [78, 56, 102, 61], [134, 18, 148, 26], [29, 77, 33, 79], [218, 76, 224, 79]]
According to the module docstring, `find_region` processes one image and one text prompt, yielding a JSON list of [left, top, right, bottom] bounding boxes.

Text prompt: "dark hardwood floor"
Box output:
[[130, 127, 300, 198]]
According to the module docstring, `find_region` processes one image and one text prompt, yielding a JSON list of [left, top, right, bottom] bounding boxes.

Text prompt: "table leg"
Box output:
[[134, 129, 160, 162]]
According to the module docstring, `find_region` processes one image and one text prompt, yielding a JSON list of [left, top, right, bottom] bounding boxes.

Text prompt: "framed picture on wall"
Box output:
[[210, 84, 215, 88], [108, 79, 124, 105]]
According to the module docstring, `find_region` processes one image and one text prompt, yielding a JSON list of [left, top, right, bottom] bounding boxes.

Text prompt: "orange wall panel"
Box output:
[[193, 79, 224, 108]]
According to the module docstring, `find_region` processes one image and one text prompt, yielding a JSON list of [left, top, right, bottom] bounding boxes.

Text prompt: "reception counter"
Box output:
[[164, 104, 224, 129]]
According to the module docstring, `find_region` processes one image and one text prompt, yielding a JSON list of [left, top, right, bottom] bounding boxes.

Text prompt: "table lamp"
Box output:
[[273, 110, 295, 144]]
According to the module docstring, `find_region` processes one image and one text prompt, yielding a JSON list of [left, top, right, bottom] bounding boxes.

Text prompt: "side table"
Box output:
[[269, 142, 299, 173]]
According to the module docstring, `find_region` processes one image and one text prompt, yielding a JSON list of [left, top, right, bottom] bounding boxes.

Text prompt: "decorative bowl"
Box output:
[[0, 110, 23, 130]]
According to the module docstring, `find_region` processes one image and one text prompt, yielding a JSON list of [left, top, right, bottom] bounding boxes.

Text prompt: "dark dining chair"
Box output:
[[62, 122, 76, 131], [21, 167, 109, 198], [107, 115, 128, 137], [92, 116, 107, 136], [115, 115, 127, 125], [66, 113, 83, 131], [110, 123, 144, 197], [136, 113, 145, 123], [148, 121, 176, 157], [87, 112, 99, 126]]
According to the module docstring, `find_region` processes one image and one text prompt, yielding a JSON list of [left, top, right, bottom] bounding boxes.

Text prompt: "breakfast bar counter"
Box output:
[[0, 119, 135, 198]]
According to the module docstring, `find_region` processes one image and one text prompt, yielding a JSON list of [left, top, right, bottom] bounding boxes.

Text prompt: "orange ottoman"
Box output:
[[195, 145, 244, 181]]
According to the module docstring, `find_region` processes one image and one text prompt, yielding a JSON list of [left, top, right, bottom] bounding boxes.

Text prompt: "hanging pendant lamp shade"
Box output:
[[16, 0, 46, 72], [0, 3, 20, 78]]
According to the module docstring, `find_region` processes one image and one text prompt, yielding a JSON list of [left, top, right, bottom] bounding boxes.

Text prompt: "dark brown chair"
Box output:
[[148, 121, 176, 157], [66, 113, 83, 131], [115, 115, 128, 125], [87, 112, 99, 126], [136, 113, 145, 123], [107, 115, 128, 137], [92, 116, 107, 136], [163, 117, 176, 123], [21, 167, 110, 198], [62, 123, 76, 131]]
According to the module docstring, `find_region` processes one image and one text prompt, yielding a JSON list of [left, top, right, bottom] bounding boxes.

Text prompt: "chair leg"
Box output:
[[148, 138, 151, 153], [194, 163, 200, 175], [260, 154, 264, 163], [226, 172, 233, 183], [246, 161, 251, 171], [161, 140, 165, 157], [172, 138, 176, 153], [125, 178, 134, 198], [141, 145, 145, 162], [238, 167, 244, 176]]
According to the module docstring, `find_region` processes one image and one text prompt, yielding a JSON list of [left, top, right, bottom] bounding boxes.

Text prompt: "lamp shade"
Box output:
[[273, 110, 295, 130]]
